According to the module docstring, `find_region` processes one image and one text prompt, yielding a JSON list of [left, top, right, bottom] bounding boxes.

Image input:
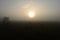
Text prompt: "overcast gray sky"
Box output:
[[0, 0, 60, 21]]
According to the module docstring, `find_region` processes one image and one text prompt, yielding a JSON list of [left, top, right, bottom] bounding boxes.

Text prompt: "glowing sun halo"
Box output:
[[28, 11, 35, 18]]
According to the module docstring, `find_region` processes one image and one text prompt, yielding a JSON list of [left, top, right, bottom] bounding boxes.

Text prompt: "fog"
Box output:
[[0, 0, 60, 21]]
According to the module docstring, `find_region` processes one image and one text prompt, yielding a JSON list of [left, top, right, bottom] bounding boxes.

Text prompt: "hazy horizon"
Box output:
[[0, 0, 60, 21]]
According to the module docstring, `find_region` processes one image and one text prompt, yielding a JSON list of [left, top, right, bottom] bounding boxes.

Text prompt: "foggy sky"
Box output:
[[0, 0, 60, 21]]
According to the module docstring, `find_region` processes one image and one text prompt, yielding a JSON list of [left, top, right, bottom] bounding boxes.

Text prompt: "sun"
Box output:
[[28, 11, 35, 18]]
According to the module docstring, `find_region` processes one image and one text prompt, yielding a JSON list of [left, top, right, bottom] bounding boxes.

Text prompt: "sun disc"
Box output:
[[28, 11, 35, 18]]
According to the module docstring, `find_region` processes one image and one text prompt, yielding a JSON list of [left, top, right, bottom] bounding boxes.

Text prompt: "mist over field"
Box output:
[[0, 0, 60, 39]]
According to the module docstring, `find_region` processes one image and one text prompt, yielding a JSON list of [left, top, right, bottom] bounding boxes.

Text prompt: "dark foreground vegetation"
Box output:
[[0, 21, 60, 40]]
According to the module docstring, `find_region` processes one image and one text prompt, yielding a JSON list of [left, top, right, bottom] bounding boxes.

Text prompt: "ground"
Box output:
[[0, 21, 60, 39]]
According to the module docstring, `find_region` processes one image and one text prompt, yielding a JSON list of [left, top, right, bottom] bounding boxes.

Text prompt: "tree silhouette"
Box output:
[[3, 17, 10, 24]]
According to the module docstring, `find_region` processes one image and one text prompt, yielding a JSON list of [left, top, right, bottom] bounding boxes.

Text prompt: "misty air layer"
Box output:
[[0, 0, 60, 21]]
